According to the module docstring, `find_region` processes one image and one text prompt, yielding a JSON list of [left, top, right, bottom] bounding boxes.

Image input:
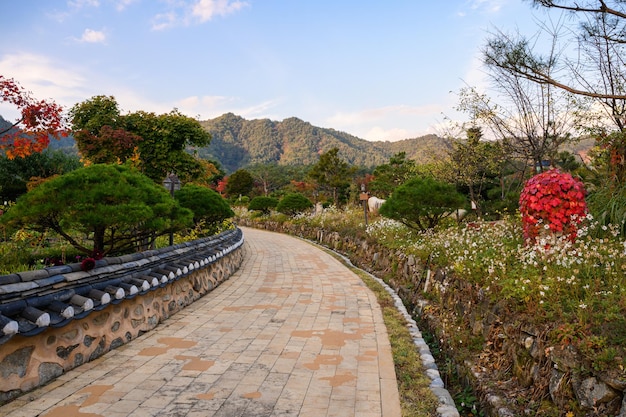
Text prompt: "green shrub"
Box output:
[[587, 182, 626, 236], [276, 193, 313, 216], [248, 196, 279, 215], [379, 176, 466, 231], [175, 184, 234, 229]]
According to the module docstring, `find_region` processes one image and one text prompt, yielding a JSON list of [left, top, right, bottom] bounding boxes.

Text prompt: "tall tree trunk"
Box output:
[[93, 226, 106, 256]]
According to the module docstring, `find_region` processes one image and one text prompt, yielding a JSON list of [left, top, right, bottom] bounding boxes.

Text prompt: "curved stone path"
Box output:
[[0, 227, 401, 417]]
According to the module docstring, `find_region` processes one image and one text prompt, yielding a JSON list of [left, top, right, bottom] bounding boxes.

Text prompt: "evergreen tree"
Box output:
[[308, 148, 355, 205]]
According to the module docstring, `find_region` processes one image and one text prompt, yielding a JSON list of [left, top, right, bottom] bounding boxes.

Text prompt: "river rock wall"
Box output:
[[240, 219, 626, 417]]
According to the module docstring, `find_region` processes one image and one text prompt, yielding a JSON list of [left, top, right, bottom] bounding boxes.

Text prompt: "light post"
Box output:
[[359, 183, 369, 227], [162, 172, 181, 246]]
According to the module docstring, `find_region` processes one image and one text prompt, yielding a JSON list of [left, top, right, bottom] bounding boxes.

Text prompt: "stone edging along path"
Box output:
[[306, 238, 460, 417]]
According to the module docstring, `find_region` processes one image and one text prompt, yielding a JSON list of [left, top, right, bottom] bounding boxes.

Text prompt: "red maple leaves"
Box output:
[[519, 168, 587, 243], [0, 75, 67, 159]]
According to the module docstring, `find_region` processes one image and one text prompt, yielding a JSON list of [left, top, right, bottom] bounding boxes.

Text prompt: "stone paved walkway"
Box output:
[[0, 227, 401, 417]]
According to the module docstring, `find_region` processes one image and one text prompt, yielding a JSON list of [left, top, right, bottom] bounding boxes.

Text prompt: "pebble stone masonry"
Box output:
[[0, 228, 244, 403]]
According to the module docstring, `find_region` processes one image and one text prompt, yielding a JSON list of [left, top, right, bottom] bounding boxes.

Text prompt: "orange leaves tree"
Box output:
[[0, 75, 66, 159]]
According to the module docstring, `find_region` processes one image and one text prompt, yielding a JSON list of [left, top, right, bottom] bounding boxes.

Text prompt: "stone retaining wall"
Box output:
[[240, 219, 626, 417], [0, 228, 245, 404]]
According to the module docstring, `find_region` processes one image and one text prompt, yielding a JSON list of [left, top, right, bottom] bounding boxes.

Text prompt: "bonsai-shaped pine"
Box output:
[[0, 164, 193, 256], [276, 193, 313, 216], [248, 196, 279, 215], [379, 176, 466, 231], [174, 184, 234, 232]]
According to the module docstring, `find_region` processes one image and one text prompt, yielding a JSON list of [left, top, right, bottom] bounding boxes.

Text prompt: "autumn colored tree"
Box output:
[[70, 95, 143, 165], [0, 75, 67, 159], [70, 97, 211, 182], [519, 169, 587, 243]]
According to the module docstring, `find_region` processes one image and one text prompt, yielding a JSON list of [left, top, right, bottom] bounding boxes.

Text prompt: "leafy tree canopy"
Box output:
[[368, 152, 416, 198], [225, 169, 254, 198], [124, 109, 211, 181], [276, 193, 313, 216], [248, 196, 279, 215], [70, 96, 212, 183], [379, 176, 467, 231], [245, 163, 308, 196], [175, 184, 234, 228], [0, 150, 81, 201], [308, 147, 355, 205], [1, 164, 193, 256]]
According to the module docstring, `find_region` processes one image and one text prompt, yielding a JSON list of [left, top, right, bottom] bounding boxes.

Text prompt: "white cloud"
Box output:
[[174, 95, 283, 121], [79, 28, 107, 43], [325, 104, 447, 142], [363, 126, 412, 142], [115, 0, 137, 11], [327, 104, 443, 127], [152, 12, 179, 31], [466, 0, 505, 13], [0, 53, 87, 100], [192, 0, 249, 22], [67, 0, 100, 8], [0, 53, 91, 121], [152, 0, 249, 30]]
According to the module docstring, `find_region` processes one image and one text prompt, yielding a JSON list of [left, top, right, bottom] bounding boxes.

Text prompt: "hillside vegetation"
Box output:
[[198, 113, 450, 172]]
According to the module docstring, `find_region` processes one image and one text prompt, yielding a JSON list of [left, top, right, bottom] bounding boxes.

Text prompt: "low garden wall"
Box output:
[[239, 219, 626, 417], [0, 228, 244, 404]]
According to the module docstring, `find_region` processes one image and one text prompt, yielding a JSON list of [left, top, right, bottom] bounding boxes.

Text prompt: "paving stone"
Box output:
[[0, 227, 401, 417]]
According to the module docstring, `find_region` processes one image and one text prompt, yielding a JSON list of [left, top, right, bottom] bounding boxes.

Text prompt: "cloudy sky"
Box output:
[[0, 0, 545, 141]]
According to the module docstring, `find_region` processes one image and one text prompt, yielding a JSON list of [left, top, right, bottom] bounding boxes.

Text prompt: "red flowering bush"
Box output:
[[80, 257, 96, 271], [519, 169, 587, 243]]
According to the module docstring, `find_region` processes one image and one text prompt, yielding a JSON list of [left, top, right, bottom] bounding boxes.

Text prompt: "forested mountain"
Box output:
[[1, 113, 451, 172], [198, 113, 449, 172], [0, 115, 13, 134]]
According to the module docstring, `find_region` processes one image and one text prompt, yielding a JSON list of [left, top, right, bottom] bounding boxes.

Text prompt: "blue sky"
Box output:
[[0, 0, 544, 141]]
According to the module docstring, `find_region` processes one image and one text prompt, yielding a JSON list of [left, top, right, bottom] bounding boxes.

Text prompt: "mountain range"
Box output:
[[197, 113, 449, 172], [1, 113, 450, 172]]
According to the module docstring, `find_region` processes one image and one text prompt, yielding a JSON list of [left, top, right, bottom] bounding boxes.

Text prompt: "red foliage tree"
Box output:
[[519, 169, 587, 244], [73, 125, 143, 164], [216, 177, 228, 196], [0, 75, 67, 159]]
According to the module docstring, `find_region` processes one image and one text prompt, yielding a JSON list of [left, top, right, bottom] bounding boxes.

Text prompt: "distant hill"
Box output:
[[198, 113, 450, 172], [1, 113, 452, 172], [0, 115, 14, 135]]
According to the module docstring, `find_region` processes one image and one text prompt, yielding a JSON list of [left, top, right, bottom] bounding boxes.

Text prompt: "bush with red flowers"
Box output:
[[519, 168, 587, 243], [80, 257, 96, 271]]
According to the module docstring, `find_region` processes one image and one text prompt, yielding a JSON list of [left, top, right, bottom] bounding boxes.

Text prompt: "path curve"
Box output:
[[0, 227, 401, 417]]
